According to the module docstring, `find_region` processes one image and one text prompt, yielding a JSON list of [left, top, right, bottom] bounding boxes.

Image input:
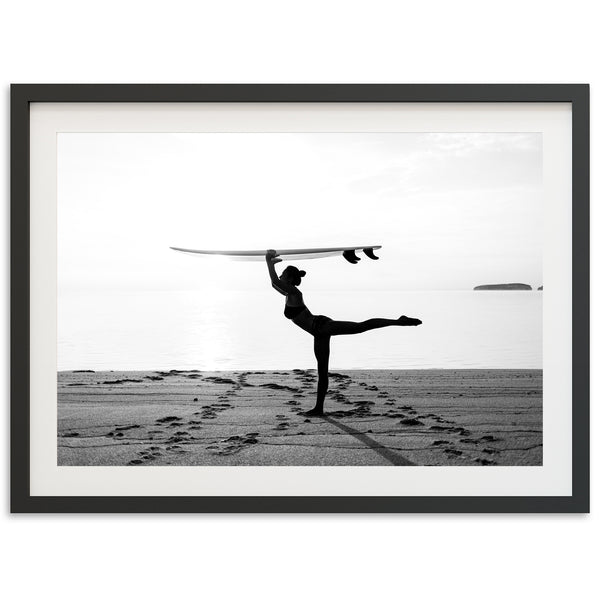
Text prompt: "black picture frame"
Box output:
[[11, 84, 590, 513]]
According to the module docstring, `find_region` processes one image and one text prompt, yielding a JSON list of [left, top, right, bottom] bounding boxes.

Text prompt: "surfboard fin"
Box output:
[[342, 249, 361, 264], [364, 247, 379, 260]]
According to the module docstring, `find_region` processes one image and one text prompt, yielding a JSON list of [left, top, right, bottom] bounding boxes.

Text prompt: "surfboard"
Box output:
[[170, 245, 382, 263]]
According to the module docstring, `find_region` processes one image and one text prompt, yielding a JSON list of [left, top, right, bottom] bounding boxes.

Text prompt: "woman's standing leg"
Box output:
[[305, 335, 330, 415]]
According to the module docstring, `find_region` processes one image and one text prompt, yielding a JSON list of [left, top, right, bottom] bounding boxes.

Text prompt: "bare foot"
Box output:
[[398, 315, 422, 326], [303, 407, 324, 416]]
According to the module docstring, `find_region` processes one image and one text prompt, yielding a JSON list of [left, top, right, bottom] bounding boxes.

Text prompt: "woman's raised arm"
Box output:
[[265, 250, 289, 295]]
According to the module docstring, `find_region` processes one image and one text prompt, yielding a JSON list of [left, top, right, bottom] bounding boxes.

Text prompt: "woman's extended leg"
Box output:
[[305, 335, 330, 416], [322, 315, 421, 336]]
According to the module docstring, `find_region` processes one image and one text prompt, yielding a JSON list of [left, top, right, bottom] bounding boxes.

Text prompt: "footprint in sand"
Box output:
[[400, 418, 424, 426], [422, 413, 436, 418], [444, 448, 463, 457], [209, 432, 260, 455], [454, 427, 471, 437], [327, 404, 373, 418], [205, 376, 237, 385], [429, 425, 452, 432], [167, 430, 191, 443], [139, 453, 157, 461], [384, 410, 403, 418], [330, 372, 351, 382], [156, 416, 182, 424], [260, 382, 302, 393]]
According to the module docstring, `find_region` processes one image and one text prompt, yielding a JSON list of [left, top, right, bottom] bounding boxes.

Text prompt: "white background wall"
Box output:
[[1, 1, 596, 599]]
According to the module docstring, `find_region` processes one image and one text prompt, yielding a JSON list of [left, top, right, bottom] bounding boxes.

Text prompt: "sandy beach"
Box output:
[[58, 369, 542, 466]]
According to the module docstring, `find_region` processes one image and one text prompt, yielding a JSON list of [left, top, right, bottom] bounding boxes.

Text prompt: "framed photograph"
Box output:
[[11, 84, 589, 513]]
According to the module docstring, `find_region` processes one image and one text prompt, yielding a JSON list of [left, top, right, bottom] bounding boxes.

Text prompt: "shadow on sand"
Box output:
[[322, 416, 415, 466]]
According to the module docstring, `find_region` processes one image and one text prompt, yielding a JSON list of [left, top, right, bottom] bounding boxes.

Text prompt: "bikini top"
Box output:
[[284, 303, 307, 320]]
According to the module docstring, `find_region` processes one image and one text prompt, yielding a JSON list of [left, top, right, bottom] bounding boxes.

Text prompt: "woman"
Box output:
[[265, 249, 422, 415]]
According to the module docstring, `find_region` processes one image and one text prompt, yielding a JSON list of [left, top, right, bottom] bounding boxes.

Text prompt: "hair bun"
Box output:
[[299, 270, 306, 277]]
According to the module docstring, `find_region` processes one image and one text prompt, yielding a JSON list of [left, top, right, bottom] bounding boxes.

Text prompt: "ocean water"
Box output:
[[58, 290, 542, 371]]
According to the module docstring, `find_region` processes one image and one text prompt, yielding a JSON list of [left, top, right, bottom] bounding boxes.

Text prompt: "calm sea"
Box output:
[[58, 290, 542, 371]]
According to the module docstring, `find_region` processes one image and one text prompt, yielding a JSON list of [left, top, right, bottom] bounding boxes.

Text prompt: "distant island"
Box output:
[[474, 283, 532, 291], [538, 285, 543, 290]]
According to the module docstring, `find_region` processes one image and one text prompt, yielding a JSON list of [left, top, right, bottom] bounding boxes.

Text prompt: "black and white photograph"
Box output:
[[4, 0, 596, 595], [57, 130, 543, 467]]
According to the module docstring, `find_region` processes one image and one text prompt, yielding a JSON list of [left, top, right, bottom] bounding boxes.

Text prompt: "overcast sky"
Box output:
[[58, 132, 543, 293]]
